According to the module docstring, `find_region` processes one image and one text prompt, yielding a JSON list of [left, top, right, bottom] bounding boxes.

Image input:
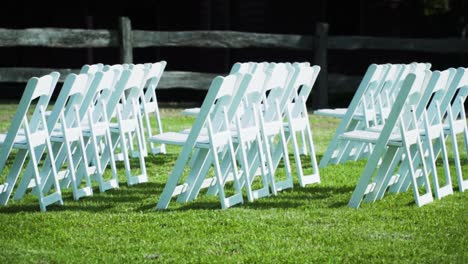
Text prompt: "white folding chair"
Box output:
[[445, 85, 468, 192], [102, 67, 148, 186], [276, 63, 321, 187], [35, 69, 122, 196], [230, 63, 276, 202], [432, 67, 468, 193], [361, 68, 455, 202], [137, 61, 167, 155], [152, 72, 251, 209], [0, 72, 62, 211], [79, 70, 122, 192], [253, 63, 296, 195], [388, 68, 465, 196], [318, 64, 391, 167], [342, 71, 435, 208], [318, 63, 433, 167], [176, 62, 273, 203], [14, 73, 95, 202]]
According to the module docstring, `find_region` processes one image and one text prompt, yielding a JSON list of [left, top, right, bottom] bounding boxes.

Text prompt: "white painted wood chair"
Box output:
[[318, 64, 390, 168], [35, 69, 123, 196], [254, 63, 296, 195], [417, 67, 468, 193], [175, 62, 274, 204], [152, 72, 251, 209], [342, 70, 435, 208], [275, 63, 321, 187], [0, 72, 62, 211], [79, 70, 121, 192], [138, 61, 167, 155], [385, 68, 457, 199], [101, 67, 148, 186], [14, 73, 95, 203], [321, 63, 426, 166], [231, 67, 272, 202], [445, 84, 468, 192]]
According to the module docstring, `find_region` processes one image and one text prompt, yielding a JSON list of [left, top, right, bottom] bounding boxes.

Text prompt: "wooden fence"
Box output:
[[1, 17, 468, 108]]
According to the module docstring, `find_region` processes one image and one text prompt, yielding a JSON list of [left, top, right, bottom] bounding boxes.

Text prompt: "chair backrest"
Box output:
[[210, 73, 251, 132], [374, 71, 428, 149], [106, 67, 146, 120], [236, 69, 268, 128], [395, 69, 431, 132], [284, 64, 321, 118], [230, 62, 257, 74], [416, 68, 456, 126], [187, 72, 252, 145], [140, 61, 167, 104], [47, 73, 91, 129], [79, 69, 119, 123], [262, 63, 294, 122], [345, 63, 390, 120], [376, 64, 405, 104], [80, 63, 104, 74], [242, 66, 268, 107], [103, 64, 126, 87], [451, 85, 468, 118], [387, 62, 431, 103], [439, 67, 468, 118], [0, 72, 59, 173]]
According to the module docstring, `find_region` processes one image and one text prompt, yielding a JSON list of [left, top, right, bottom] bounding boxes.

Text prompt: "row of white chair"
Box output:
[[317, 62, 431, 166], [0, 61, 167, 211], [151, 62, 321, 209], [316, 63, 467, 208]]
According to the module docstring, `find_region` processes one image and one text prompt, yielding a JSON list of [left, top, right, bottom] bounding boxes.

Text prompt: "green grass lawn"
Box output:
[[0, 102, 466, 263]]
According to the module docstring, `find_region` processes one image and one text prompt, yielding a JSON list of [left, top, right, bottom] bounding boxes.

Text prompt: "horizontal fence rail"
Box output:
[[1, 17, 468, 108], [328, 36, 468, 53], [132, 30, 316, 49], [0, 28, 118, 48], [2, 28, 468, 53]]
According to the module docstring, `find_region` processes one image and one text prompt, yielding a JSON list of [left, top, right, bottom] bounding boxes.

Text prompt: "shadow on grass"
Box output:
[[0, 180, 356, 213], [0, 181, 167, 214], [147, 184, 356, 212]]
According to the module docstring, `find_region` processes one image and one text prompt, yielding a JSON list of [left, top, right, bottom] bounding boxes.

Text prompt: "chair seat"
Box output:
[[181, 108, 200, 116], [82, 122, 108, 136], [141, 102, 158, 113], [50, 127, 82, 142], [0, 133, 26, 147], [313, 108, 347, 118], [150, 132, 209, 146], [341, 129, 421, 147], [444, 120, 467, 134], [283, 117, 308, 132], [109, 120, 137, 133], [0, 131, 51, 149]]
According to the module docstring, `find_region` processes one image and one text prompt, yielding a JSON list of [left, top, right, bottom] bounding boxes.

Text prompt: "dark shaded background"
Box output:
[[1, 0, 467, 106]]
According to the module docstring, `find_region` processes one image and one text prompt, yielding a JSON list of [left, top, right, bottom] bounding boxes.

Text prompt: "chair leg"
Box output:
[[0, 150, 28, 205]]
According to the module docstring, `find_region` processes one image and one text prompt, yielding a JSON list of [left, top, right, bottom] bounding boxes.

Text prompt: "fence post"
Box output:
[[313, 22, 329, 109], [119, 17, 133, 63]]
